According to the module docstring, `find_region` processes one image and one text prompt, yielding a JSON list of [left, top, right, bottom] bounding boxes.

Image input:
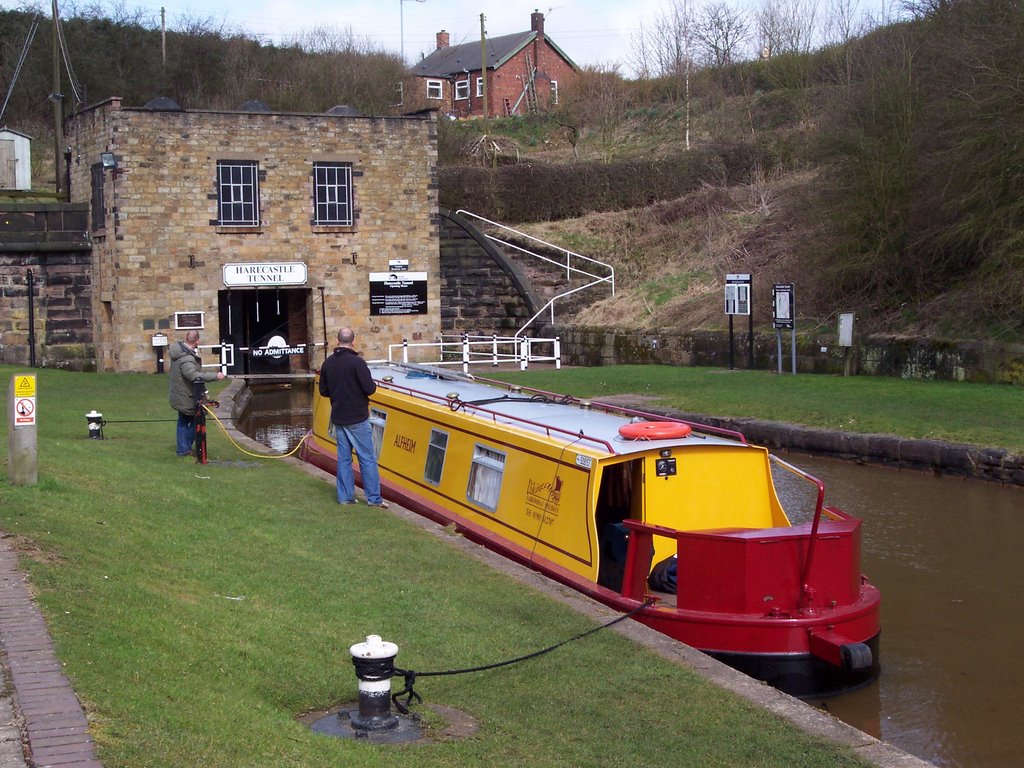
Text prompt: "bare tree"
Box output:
[[694, 1, 751, 67], [756, 0, 821, 56], [556, 66, 633, 162]]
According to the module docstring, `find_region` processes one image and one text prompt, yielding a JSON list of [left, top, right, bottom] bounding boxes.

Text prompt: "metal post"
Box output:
[[776, 329, 782, 375], [791, 327, 797, 375], [193, 379, 207, 464], [349, 635, 399, 731], [26, 270, 36, 368], [728, 316, 735, 370]]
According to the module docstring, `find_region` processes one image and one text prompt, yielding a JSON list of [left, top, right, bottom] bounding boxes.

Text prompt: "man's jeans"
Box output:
[[334, 419, 383, 504], [176, 411, 195, 456]]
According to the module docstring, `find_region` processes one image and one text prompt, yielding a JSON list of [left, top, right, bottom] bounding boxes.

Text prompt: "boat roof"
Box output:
[[369, 363, 747, 457]]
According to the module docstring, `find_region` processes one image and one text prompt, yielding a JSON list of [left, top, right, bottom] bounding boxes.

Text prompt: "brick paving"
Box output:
[[0, 541, 101, 768]]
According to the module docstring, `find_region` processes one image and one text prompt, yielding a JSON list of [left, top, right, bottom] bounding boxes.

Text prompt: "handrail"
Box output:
[[769, 454, 828, 611], [455, 209, 615, 335], [375, 375, 616, 454]]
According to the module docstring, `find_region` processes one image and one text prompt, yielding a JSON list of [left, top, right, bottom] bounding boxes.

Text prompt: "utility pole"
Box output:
[[480, 13, 488, 129], [51, 0, 63, 196], [161, 7, 166, 68]]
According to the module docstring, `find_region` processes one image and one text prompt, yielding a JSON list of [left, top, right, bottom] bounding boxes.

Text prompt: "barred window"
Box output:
[[216, 161, 260, 226], [313, 162, 354, 226], [90, 163, 105, 231]]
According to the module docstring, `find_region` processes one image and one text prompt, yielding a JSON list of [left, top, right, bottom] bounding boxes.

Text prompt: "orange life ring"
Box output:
[[618, 421, 692, 440]]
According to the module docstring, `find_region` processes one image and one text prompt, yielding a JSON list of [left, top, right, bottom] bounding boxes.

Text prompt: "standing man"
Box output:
[[168, 330, 226, 457], [319, 327, 388, 508]]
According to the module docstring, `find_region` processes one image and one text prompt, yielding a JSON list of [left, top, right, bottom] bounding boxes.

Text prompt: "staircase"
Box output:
[[454, 209, 615, 336]]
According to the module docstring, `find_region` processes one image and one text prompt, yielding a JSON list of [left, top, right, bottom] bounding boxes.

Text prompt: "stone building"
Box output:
[[67, 97, 440, 374], [405, 11, 577, 119]]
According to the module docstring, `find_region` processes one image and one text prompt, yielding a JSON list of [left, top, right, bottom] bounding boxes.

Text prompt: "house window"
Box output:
[[550, 79, 559, 105], [424, 429, 448, 485], [476, 77, 484, 97], [467, 444, 505, 512], [455, 79, 469, 100], [394, 81, 404, 107], [370, 408, 387, 457], [90, 163, 105, 231], [216, 160, 260, 226], [426, 79, 443, 99], [312, 162, 353, 226]]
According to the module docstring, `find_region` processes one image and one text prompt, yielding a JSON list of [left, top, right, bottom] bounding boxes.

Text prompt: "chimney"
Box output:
[[436, 30, 450, 50], [531, 10, 544, 41]]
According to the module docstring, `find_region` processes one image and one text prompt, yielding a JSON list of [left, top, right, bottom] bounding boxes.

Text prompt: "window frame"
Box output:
[[426, 79, 444, 100], [216, 160, 260, 227], [475, 76, 484, 98], [370, 408, 387, 458], [550, 79, 559, 105], [467, 444, 506, 513], [312, 161, 354, 227], [454, 79, 469, 100], [424, 429, 449, 486]]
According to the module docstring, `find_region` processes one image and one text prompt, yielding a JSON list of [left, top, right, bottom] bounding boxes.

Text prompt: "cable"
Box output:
[[200, 405, 307, 460], [388, 599, 655, 713], [0, 15, 39, 122]]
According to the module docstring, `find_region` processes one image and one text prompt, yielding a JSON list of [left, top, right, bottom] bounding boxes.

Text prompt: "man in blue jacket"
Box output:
[[318, 327, 387, 508]]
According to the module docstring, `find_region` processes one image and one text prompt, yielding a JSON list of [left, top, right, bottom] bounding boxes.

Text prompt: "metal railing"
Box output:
[[384, 334, 561, 373], [455, 209, 615, 336]]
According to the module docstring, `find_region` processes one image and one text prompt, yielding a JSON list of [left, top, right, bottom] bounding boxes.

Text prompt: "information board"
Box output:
[[369, 272, 428, 316]]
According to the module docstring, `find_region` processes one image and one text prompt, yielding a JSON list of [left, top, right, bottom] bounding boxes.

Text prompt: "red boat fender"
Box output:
[[618, 421, 693, 440]]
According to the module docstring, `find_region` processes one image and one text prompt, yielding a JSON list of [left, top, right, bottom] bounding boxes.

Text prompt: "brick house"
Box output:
[[66, 97, 440, 374], [406, 11, 577, 119]]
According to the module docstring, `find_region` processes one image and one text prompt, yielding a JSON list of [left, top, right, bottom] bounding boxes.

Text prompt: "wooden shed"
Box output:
[[0, 127, 32, 190]]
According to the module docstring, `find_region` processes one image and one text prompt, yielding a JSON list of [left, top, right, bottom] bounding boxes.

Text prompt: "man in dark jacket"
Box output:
[[318, 327, 387, 507], [168, 330, 225, 457]]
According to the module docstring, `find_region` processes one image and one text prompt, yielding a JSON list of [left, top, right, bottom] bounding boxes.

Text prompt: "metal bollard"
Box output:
[[86, 410, 105, 440], [349, 635, 399, 731]]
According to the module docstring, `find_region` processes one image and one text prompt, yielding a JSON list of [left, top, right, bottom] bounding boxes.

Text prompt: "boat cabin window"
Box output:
[[467, 445, 505, 512], [424, 429, 448, 485], [370, 408, 387, 457]]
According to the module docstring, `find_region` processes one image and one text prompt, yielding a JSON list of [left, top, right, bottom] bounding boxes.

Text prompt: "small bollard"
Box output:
[[86, 410, 105, 440], [349, 634, 399, 732]]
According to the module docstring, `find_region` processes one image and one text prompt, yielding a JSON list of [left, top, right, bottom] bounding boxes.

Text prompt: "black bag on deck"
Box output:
[[648, 554, 678, 593]]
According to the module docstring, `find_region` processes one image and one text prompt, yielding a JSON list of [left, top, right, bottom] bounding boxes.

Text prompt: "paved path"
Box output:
[[0, 540, 101, 768]]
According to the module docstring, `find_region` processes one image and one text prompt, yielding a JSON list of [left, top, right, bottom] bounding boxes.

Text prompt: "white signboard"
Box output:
[[223, 262, 308, 287]]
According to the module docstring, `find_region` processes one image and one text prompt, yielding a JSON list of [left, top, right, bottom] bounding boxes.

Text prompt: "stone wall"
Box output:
[[0, 203, 94, 370], [67, 98, 439, 372], [553, 326, 1024, 385], [439, 208, 539, 336]]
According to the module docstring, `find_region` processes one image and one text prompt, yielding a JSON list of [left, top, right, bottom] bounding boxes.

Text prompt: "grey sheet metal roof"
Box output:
[[411, 31, 577, 77], [370, 362, 742, 457]]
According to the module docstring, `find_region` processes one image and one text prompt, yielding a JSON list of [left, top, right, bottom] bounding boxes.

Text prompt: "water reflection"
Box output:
[[778, 452, 1024, 768], [239, 383, 1024, 768]]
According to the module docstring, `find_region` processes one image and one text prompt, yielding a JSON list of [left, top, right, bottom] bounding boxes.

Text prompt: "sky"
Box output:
[[29, 0, 677, 74]]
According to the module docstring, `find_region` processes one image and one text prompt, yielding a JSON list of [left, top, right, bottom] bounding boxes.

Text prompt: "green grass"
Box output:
[[489, 365, 1024, 454], [0, 364, 868, 767]]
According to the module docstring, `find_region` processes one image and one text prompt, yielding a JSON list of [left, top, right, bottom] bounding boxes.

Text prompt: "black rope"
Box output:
[[102, 418, 178, 424], [388, 600, 654, 714]]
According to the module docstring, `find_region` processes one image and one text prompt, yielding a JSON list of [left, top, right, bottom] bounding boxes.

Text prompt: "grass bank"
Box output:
[[490, 365, 1024, 454], [0, 364, 868, 767]]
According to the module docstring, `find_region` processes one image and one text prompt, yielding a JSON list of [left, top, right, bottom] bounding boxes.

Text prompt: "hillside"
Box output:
[[2, 3, 1021, 344]]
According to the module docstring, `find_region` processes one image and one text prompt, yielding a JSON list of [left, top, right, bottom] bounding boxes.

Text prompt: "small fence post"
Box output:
[[402, 339, 409, 365], [462, 333, 470, 374], [554, 336, 561, 369]]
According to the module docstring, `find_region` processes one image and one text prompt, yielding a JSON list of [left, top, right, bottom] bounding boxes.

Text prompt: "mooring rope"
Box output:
[[202, 403, 309, 460], [381, 599, 655, 714]]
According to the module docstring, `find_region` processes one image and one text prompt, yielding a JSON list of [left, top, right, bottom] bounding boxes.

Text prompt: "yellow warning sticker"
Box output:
[[14, 375, 36, 398]]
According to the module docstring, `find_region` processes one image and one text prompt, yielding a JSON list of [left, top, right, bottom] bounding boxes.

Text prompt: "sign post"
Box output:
[[772, 283, 796, 375], [724, 274, 752, 370], [7, 374, 38, 486]]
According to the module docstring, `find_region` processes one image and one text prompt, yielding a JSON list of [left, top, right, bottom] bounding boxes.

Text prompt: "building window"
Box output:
[[312, 162, 354, 226], [424, 429, 448, 485], [426, 79, 443, 99], [455, 79, 469, 100], [216, 160, 260, 226], [394, 81, 404, 107], [476, 77, 484, 97], [467, 444, 505, 512], [90, 163, 105, 231], [550, 79, 559, 105]]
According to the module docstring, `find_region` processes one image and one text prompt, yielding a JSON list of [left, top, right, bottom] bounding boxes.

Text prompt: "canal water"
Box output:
[[239, 383, 1023, 768]]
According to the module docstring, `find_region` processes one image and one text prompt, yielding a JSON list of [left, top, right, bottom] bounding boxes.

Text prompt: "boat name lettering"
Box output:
[[526, 478, 562, 519], [393, 435, 417, 453]]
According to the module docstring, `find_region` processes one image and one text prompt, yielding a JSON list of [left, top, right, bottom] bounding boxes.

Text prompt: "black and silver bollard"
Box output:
[[86, 410, 104, 440], [349, 635, 399, 732]]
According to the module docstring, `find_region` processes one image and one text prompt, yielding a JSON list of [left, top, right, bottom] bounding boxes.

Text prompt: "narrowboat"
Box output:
[[299, 362, 880, 698]]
